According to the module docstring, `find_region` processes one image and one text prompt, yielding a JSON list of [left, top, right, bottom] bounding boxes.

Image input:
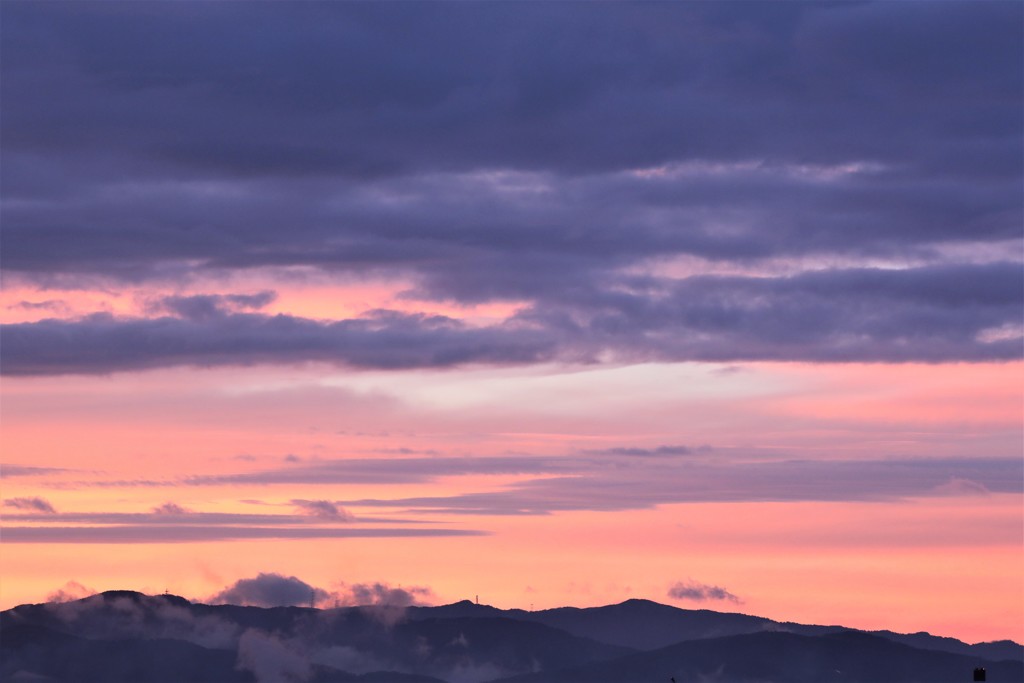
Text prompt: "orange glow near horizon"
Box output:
[[1, 497, 1020, 643], [2, 358, 1021, 644]]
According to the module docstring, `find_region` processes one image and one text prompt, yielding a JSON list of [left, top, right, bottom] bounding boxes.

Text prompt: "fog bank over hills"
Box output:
[[2, 591, 1021, 683]]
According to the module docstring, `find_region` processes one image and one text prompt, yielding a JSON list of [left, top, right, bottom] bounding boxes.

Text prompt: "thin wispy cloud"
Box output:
[[64, 453, 1023, 512], [3, 496, 57, 514], [1, 526, 485, 544], [45, 580, 96, 603], [335, 456, 1024, 514], [290, 499, 355, 520], [2, 465, 70, 477], [1, 508, 427, 527], [583, 445, 703, 457], [151, 502, 191, 516]]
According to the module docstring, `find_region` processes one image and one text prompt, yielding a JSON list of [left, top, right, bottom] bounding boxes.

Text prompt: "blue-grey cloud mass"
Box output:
[[1, 1, 1021, 374], [210, 572, 330, 608]]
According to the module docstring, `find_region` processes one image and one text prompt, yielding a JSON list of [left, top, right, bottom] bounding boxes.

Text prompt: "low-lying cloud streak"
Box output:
[[179, 456, 569, 487], [332, 456, 1022, 514], [3, 496, 57, 513], [0, 509, 412, 526], [1, 526, 485, 544], [5, 455, 1017, 544]]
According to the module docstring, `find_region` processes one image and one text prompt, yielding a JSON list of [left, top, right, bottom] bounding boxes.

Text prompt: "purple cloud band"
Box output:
[[3, 262, 1020, 376]]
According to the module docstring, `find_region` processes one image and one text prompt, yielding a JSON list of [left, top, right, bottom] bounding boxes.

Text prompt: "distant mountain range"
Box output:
[[2, 591, 1020, 683]]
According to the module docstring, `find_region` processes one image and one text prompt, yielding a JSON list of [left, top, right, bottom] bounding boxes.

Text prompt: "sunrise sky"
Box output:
[[2, 1, 1022, 644]]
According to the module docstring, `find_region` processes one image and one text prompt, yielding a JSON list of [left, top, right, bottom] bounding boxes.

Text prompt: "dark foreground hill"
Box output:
[[409, 597, 1023, 663], [486, 598, 791, 650], [491, 630, 1024, 683], [2, 621, 246, 683], [2, 619, 448, 683], [410, 597, 1024, 663], [2, 591, 1020, 683]]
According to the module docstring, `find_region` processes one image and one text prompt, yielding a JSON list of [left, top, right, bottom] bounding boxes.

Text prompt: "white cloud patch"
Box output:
[[45, 580, 95, 603], [930, 477, 992, 497]]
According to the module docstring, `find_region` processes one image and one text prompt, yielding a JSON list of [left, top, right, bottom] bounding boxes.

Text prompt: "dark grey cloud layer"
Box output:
[[0, 308, 555, 375], [4, 3, 1018, 184], [2, 2, 1021, 372]]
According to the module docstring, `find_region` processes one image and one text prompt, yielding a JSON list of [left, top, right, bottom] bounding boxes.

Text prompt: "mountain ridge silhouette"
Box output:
[[3, 591, 1020, 683]]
